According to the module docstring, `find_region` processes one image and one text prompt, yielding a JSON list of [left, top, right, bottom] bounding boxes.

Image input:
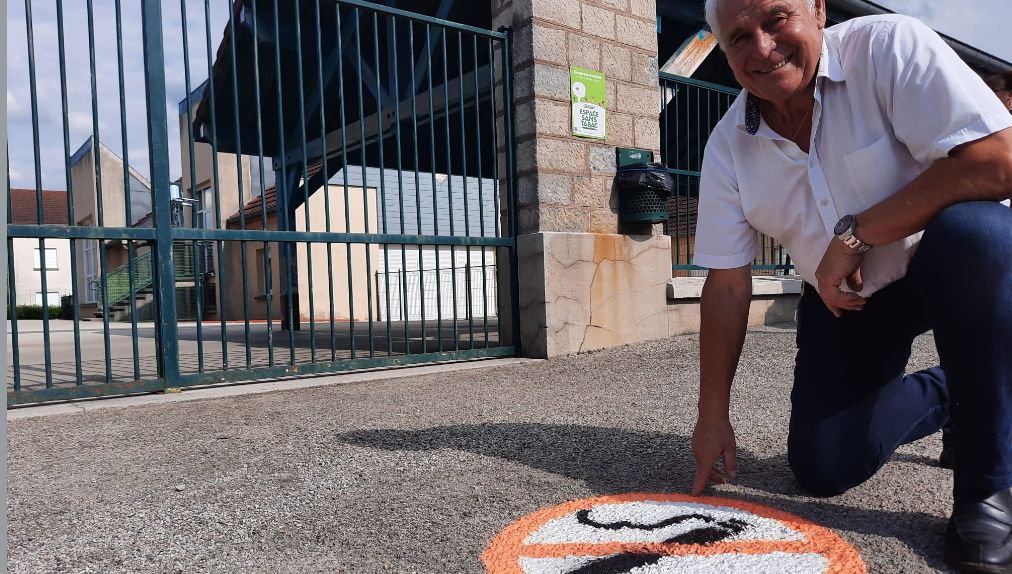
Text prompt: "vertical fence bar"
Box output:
[[473, 35, 490, 348], [227, 0, 253, 369], [56, 0, 84, 385], [426, 23, 444, 352], [487, 37, 504, 346], [675, 83, 683, 268], [313, 0, 337, 362], [409, 21, 427, 353], [336, 5, 356, 360], [141, 0, 180, 384], [6, 241, 20, 391], [499, 26, 521, 352], [6, 168, 21, 390], [114, 0, 142, 381], [249, 0, 275, 367], [24, 0, 54, 387], [354, 7, 376, 358], [204, 0, 228, 372], [292, 0, 317, 363], [270, 0, 296, 365], [441, 29, 460, 350], [662, 82, 674, 266], [87, 0, 113, 384], [390, 17, 411, 355], [683, 82, 690, 266], [457, 30, 474, 349], [180, 0, 205, 373], [373, 12, 394, 356]]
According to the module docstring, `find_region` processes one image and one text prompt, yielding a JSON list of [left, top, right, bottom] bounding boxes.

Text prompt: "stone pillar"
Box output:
[[493, 0, 671, 357]]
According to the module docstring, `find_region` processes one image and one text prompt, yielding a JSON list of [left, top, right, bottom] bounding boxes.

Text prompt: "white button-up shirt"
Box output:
[[693, 15, 1012, 296]]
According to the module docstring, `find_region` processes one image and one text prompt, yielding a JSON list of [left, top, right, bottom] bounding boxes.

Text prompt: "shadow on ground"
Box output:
[[339, 422, 950, 571]]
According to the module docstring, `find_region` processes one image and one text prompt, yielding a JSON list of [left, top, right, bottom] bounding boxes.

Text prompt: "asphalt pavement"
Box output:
[[7, 327, 956, 573]]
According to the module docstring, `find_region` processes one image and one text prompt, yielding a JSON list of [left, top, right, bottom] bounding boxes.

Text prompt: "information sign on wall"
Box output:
[[570, 67, 607, 139]]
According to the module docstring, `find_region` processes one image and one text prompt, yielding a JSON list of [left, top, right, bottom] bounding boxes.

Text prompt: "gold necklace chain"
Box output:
[[769, 103, 813, 143]]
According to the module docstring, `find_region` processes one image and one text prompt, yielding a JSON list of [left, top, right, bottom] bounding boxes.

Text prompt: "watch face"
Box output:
[[834, 215, 854, 236]]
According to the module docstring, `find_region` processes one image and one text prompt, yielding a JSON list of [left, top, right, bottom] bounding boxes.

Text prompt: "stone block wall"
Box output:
[[491, 0, 670, 358], [492, 0, 661, 236]]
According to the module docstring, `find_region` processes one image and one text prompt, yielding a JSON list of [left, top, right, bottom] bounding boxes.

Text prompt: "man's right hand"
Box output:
[[691, 412, 738, 496], [693, 266, 749, 496]]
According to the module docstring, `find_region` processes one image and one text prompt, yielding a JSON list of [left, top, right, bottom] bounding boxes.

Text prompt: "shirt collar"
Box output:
[[739, 35, 844, 135]]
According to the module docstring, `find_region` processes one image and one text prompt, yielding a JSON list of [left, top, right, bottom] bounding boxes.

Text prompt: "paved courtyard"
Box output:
[[7, 327, 957, 573]]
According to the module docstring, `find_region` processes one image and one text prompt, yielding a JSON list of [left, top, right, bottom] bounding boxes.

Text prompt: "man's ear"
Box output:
[[814, 0, 827, 29]]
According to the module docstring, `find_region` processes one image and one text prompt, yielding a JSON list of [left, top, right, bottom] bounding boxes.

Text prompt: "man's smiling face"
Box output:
[[717, 0, 826, 105]]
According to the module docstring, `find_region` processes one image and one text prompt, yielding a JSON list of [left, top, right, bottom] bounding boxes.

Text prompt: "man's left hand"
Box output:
[[814, 239, 867, 318]]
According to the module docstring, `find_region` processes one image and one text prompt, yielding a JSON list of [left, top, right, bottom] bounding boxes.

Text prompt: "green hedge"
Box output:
[[6, 304, 64, 320]]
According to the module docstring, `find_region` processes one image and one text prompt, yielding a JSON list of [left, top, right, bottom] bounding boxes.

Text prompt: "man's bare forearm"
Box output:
[[858, 127, 1012, 246], [698, 267, 752, 418]]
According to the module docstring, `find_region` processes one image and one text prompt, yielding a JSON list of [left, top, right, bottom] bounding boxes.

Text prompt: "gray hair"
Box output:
[[704, 0, 817, 46]]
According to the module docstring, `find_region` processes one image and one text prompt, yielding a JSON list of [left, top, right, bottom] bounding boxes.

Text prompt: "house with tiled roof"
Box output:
[[8, 189, 73, 310], [181, 81, 499, 325]]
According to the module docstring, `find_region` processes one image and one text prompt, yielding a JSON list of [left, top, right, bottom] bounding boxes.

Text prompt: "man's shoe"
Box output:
[[940, 426, 956, 469], [946, 488, 1012, 573]]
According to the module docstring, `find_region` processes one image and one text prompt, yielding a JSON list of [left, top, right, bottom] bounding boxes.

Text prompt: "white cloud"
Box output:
[[8, 165, 25, 184], [7, 90, 26, 118], [877, 0, 1012, 63]]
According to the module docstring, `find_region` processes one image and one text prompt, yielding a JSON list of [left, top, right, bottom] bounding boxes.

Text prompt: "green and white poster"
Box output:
[[570, 67, 606, 139]]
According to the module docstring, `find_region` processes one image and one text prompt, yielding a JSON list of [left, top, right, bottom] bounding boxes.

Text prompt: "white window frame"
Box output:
[[34, 247, 58, 270], [199, 187, 215, 229], [35, 291, 60, 306]]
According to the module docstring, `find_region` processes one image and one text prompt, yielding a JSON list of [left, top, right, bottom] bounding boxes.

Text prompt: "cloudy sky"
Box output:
[[6, 0, 1012, 192], [6, 0, 230, 192], [877, 0, 1012, 63]]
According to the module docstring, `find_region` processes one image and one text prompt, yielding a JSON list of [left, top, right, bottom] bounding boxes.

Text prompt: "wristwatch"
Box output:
[[833, 215, 873, 254]]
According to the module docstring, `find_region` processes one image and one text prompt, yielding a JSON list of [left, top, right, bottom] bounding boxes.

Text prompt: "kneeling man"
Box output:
[[689, 1, 1012, 572]]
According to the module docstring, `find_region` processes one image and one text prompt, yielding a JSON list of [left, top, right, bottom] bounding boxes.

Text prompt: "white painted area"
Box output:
[[376, 246, 498, 321], [667, 276, 803, 300], [523, 501, 805, 545], [329, 167, 502, 322], [520, 555, 601, 574], [520, 552, 828, 574]]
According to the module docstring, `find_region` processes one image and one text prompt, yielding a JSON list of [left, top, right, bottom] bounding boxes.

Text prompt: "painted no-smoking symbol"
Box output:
[[483, 493, 865, 573]]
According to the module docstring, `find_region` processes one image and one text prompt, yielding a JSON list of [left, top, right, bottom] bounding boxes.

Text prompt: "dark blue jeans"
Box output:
[[788, 201, 1012, 502]]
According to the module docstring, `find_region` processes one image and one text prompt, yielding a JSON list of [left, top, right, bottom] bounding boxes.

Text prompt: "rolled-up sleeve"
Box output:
[[692, 130, 758, 270], [874, 16, 1012, 164]]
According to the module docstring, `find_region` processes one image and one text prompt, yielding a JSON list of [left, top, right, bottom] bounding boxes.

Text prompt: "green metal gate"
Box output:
[[6, 0, 519, 405]]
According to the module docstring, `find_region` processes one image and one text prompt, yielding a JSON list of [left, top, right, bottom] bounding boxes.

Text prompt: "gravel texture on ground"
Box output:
[[8, 329, 954, 573]]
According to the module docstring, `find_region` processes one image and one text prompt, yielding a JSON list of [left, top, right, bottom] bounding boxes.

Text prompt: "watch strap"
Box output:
[[840, 233, 872, 254]]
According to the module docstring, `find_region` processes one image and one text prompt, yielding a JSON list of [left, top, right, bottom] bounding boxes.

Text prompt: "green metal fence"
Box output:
[[659, 72, 793, 276], [6, 0, 519, 405]]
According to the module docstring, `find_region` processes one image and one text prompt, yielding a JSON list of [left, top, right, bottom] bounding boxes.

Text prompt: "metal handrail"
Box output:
[[95, 244, 198, 312]]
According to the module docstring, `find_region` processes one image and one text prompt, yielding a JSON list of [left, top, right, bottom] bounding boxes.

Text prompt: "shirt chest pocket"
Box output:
[[841, 135, 906, 209]]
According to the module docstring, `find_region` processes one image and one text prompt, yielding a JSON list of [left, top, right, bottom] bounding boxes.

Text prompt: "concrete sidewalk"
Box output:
[[7, 328, 955, 573]]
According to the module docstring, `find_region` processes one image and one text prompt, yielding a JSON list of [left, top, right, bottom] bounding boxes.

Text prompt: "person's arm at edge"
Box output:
[[857, 127, 1012, 246], [692, 264, 752, 496]]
